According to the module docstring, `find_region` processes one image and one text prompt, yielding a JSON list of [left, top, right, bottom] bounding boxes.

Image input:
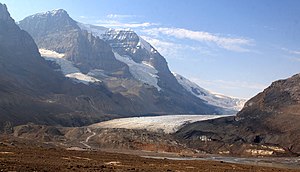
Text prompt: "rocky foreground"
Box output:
[[0, 135, 298, 172]]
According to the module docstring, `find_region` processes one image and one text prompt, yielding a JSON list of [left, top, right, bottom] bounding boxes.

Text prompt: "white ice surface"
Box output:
[[90, 115, 232, 134], [39, 49, 100, 84], [113, 51, 161, 91]]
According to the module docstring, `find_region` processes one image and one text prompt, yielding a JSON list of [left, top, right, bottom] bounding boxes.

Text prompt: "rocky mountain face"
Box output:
[[174, 73, 246, 112], [175, 74, 300, 156], [18, 9, 129, 76], [19, 9, 242, 115], [235, 73, 300, 154], [0, 4, 141, 132]]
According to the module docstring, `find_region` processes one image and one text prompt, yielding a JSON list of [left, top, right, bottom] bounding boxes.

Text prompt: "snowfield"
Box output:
[[113, 52, 161, 91], [39, 49, 101, 84], [90, 115, 232, 134]]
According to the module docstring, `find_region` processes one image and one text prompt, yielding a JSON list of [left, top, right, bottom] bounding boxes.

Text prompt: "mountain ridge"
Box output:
[[19, 9, 239, 115], [78, 21, 246, 112]]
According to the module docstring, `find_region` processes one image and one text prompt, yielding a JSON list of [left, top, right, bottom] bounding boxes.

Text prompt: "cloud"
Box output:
[[106, 14, 138, 19], [141, 36, 181, 57], [294, 58, 300, 61], [288, 57, 300, 62], [281, 47, 300, 55], [142, 27, 254, 52], [263, 25, 276, 31], [141, 36, 214, 58], [281, 48, 300, 62], [96, 20, 157, 28], [79, 16, 88, 19]]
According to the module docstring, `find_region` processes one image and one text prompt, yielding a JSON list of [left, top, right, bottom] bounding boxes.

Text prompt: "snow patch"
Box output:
[[39, 49, 100, 84], [65, 73, 100, 85], [142, 61, 155, 69], [39, 49, 64, 58], [113, 51, 161, 91], [90, 115, 232, 134], [173, 73, 246, 111]]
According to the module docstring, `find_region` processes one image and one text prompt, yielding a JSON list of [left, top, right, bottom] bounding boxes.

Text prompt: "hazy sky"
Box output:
[[1, 0, 300, 98]]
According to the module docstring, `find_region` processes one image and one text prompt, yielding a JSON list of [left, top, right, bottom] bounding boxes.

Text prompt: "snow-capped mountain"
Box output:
[[174, 73, 246, 111], [78, 24, 162, 91], [0, 4, 145, 130], [18, 9, 241, 115], [77, 24, 161, 90], [80, 23, 245, 112]]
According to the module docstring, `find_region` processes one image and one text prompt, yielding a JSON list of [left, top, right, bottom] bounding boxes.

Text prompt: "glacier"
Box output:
[[39, 49, 101, 84], [113, 52, 161, 91], [90, 115, 232, 134]]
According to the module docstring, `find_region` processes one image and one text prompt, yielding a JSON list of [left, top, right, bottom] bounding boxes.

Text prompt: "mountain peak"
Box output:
[[0, 3, 12, 22], [44, 9, 68, 17], [19, 9, 79, 38], [29, 9, 69, 18]]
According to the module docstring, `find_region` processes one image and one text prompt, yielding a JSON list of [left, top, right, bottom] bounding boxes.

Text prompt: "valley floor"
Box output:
[[0, 139, 299, 172]]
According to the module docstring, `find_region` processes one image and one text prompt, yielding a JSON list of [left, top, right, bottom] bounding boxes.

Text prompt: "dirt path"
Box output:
[[80, 128, 96, 149]]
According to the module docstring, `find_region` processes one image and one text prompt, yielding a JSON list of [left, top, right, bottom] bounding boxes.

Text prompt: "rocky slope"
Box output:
[[19, 9, 242, 115], [175, 74, 300, 156], [12, 123, 192, 154], [0, 3, 141, 131]]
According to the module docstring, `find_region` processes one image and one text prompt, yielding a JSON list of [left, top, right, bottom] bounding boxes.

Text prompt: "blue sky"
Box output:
[[1, 0, 300, 98]]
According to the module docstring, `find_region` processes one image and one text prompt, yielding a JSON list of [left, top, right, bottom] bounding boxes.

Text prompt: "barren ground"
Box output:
[[0, 141, 299, 172]]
